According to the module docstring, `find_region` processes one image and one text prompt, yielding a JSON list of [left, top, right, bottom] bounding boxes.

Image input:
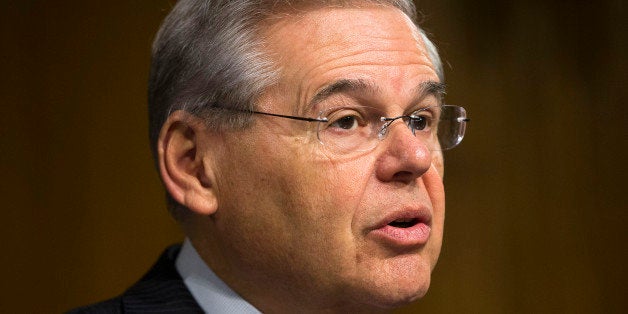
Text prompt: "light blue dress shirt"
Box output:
[[175, 238, 262, 313]]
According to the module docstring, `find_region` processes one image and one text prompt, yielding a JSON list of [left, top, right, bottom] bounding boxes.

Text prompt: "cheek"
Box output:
[[271, 156, 371, 267], [423, 164, 445, 267], [286, 159, 364, 232], [314, 157, 376, 226], [217, 139, 357, 244], [217, 154, 368, 288], [432, 152, 444, 178]]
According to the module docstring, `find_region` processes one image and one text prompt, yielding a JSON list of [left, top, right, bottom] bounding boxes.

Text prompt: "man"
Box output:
[[71, 0, 468, 312]]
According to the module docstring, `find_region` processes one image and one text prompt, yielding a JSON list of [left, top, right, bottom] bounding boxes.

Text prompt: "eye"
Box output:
[[408, 116, 428, 131], [408, 108, 436, 132], [330, 115, 359, 130], [324, 107, 369, 131]]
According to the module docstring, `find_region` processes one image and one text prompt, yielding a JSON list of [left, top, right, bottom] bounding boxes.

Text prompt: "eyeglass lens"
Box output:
[[316, 105, 467, 154]]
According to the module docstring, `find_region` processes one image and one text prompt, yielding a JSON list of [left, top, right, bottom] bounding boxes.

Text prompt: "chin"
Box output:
[[348, 270, 432, 310], [372, 279, 430, 309], [364, 258, 433, 309]]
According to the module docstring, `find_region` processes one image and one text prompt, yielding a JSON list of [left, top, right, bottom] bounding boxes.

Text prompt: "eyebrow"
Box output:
[[308, 79, 378, 109], [413, 81, 447, 103], [307, 79, 446, 111]]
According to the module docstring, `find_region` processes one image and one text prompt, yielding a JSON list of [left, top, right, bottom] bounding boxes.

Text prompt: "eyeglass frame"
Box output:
[[221, 104, 469, 151]]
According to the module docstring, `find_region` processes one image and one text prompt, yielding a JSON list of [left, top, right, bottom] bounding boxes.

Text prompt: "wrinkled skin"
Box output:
[[189, 6, 445, 313]]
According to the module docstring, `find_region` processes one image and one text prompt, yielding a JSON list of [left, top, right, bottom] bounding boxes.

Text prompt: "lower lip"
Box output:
[[370, 223, 431, 246]]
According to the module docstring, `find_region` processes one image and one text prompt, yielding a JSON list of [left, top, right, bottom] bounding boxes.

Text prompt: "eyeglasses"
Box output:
[[237, 105, 469, 154]]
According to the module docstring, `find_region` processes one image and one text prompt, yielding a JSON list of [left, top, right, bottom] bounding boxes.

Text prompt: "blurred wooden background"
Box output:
[[2, 0, 626, 312]]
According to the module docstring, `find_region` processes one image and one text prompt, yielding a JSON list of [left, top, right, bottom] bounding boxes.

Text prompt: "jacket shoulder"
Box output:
[[66, 244, 203, 313]]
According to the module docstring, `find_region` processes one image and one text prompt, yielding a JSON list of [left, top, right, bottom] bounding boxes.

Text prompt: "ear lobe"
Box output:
[[158, 110, 218, 216]]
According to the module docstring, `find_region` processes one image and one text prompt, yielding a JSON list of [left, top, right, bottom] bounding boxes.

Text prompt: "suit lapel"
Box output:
[[122, 245, 204, 313]]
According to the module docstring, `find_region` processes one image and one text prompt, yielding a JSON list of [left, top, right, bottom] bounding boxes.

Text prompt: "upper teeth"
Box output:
[[395, 218, 414, 222]]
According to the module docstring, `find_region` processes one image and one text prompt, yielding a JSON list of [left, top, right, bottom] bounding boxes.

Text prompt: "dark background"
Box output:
[[2, 0, 626, 312]]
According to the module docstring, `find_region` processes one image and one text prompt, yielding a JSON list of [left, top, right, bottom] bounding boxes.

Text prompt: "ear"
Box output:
[[157, 110, 218, 216]]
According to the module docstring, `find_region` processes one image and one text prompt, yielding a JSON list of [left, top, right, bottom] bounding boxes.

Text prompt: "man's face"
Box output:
[[206, 6, 445, 311]]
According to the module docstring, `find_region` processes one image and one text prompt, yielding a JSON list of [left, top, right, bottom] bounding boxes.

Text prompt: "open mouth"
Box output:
[[371, 210, 432, 246], [388, 218, 420, 228]]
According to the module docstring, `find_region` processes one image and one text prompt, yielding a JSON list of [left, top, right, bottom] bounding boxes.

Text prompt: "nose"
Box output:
[[375, 121, 432, 184]]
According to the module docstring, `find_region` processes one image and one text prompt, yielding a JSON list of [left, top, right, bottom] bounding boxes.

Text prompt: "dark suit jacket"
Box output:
[[68, 244, 204, 313]]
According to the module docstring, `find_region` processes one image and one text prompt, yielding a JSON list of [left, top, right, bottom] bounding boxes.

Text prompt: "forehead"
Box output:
[[259, 5, 437, 112], [262, 6, 424, 63]]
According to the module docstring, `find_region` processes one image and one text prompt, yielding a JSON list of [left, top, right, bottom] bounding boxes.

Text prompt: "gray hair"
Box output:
[[148, 0, 444, 216]]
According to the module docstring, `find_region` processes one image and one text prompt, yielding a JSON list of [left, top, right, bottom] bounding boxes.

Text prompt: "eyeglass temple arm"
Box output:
[[249, 110, 328, 123]]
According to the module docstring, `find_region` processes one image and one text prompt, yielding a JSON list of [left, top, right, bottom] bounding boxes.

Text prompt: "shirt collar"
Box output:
[[175, 238, 261, 313]]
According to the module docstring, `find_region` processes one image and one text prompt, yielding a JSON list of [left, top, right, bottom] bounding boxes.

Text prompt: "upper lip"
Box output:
[[373, 206, 432, 230]]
